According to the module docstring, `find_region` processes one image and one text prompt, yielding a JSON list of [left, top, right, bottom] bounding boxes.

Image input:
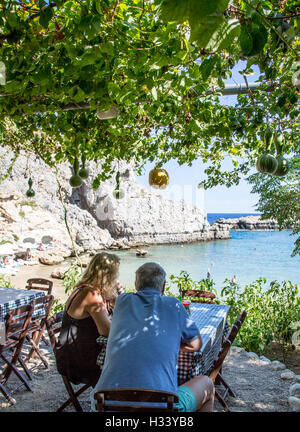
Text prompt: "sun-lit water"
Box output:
[[113, 230, 299, 295], [9, 214, 299, 301]]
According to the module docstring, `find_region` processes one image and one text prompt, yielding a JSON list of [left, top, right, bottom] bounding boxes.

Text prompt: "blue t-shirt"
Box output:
[[92, 288, 200, 401]]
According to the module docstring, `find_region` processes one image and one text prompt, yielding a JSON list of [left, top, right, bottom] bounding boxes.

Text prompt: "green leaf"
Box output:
[[239, 23, 253, 56], [160, 0, 189, 23], [6, 12, 18, 29], [248, 25, 268, 56], [190, 14, 225, 47], [3, 80, 22, 92], [160, 0, 230, 48], [206, 19, 241, 51], [39, 7, 54, 28], [199, 57, 218, 81], [94, 0, 103, 15]]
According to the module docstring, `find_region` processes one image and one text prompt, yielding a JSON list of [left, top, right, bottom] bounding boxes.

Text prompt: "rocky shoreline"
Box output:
[[213, 215, 283, 231], [0, 149, 287, 275]]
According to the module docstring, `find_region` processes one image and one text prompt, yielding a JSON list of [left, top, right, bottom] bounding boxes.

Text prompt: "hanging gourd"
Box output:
[[273, 155, 289, 177], [69, 156, 83, 188], [256, 128, 278, 174], [26, 177, 35, 197], [113, 171, 125, 199], [78, 154, 89, 179], [149, 167, 169, 189], [264, 127, 273, 147], [256, 154, 278, 174], [273, 132, 290, 177]]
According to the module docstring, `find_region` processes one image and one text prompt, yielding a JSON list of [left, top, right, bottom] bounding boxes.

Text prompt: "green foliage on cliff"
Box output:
[[0, 1, 299, 187]]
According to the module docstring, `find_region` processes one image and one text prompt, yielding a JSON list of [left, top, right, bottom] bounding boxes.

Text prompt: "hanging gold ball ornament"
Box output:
[[149, 168, 169, 190]]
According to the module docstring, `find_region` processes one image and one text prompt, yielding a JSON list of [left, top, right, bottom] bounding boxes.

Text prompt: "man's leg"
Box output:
[[183, 376, 215, 412]]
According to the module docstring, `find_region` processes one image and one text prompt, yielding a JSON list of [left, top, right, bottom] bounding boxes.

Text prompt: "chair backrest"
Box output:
[[180, 287, 216, 304], [94, 388, 179, 412], [2, 304, 34, 349], [30, 294, 54, 325], [235, 310, 247, 329], [26, 278, 53, 295], [209, 309, 247, 382], [45, 311, 64, 351]]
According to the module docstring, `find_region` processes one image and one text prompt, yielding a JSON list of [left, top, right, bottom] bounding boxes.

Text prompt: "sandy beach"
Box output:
[[8, 262, 69, 304]]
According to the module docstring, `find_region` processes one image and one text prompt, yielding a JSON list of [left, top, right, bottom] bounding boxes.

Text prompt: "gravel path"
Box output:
[[0, 345, 298, 412]]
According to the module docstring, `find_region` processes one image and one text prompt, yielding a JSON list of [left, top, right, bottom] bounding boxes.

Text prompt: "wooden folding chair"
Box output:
[[179, 286, 216, 304], [22, 294, 54, 372], [26, 278, 53, 295], [45, 312, 91, 412], [94, 388, 179, 412], [0, 304, 34, 405], [26, 278, 53, 348], [207, 309, 247, 412]]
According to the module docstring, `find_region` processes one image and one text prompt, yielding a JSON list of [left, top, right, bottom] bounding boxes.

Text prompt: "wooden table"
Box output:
[[177, 302, 230, 385]]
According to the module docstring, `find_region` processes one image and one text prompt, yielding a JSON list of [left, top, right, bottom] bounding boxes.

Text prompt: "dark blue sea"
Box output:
[[113, 212, 299, 293]]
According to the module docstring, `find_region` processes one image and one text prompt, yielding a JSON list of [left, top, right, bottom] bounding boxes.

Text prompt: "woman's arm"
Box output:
[[84, 291, 111, 337]]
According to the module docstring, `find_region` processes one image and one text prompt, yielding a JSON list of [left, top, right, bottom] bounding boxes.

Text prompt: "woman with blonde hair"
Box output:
[[55, 252, 121, 387]]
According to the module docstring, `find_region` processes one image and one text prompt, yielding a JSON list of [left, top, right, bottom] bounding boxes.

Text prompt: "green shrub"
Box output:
[[221, 278, 300, 359], [62, 264, 83, 296], [169, 270, 218, 301], [50, 264, 83, 315], [123, 285, 136, 293], [0, 274, 14, 288], [169, 271, 300, 359]]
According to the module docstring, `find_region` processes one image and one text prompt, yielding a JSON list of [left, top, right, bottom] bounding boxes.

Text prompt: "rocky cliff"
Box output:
[[213, 216, 281, 230], [0, 147, 230, 258]]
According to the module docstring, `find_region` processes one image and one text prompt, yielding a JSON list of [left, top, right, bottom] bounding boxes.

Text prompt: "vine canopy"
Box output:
[[0, 0, 299, 187]]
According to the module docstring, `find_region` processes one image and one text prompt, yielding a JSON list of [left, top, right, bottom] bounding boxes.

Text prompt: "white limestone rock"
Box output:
[[230, 346, 244, 354], [295, 375, 300, 383], [288, 396, 300, 411], [0, 148, 230, 250], [280, 370, 296, 380], [289, 383, 300, 398], [247, 352, 260, 360], [259, 355, 271, 364], [270, 360, 286, 371], [213, 215, 284, 230]]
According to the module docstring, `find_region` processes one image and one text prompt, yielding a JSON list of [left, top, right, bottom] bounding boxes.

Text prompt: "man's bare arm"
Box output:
[[180, 336, 202, 352]]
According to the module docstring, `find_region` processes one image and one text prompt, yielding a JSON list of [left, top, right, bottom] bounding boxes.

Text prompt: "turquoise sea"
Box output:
[[113, 214, 300, 294]]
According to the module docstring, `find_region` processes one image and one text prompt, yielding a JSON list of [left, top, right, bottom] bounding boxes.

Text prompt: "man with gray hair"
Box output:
[[91, 262, 215, 412]]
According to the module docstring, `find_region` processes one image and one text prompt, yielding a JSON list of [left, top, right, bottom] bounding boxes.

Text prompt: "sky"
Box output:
[[136, 62, 261, 214]]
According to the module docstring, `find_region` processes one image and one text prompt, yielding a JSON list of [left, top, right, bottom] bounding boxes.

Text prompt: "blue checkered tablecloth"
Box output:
[[0, 286, 45, 321], [177, 303, 230, 385]]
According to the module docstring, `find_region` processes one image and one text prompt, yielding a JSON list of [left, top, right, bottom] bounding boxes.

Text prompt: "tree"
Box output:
[[0, 0, 299, 187], [247, 154, 300, 256]]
